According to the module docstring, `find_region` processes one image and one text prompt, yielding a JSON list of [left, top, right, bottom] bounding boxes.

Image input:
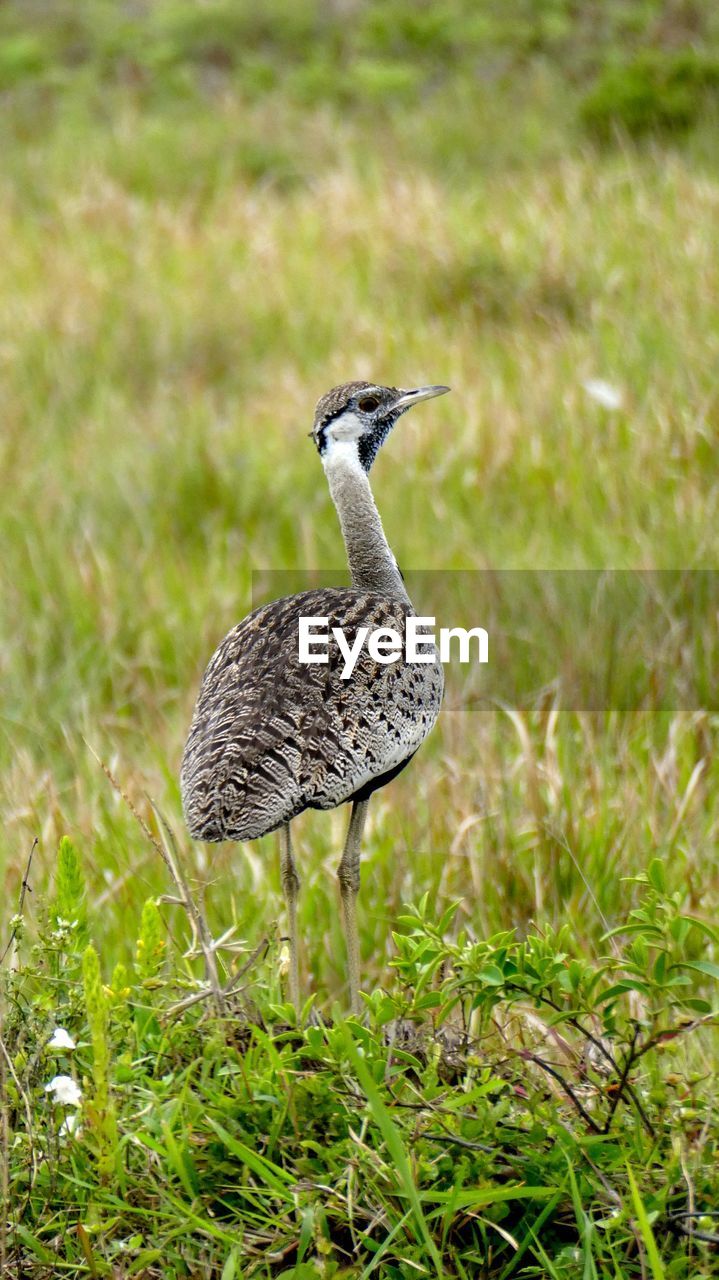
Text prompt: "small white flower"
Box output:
[[48, 1027, 76, 1051], [45, 1074, 82, 1107], [51, 917, 79, 941], [582, 379, 623, 411], [60, 1112, 82, 1137]]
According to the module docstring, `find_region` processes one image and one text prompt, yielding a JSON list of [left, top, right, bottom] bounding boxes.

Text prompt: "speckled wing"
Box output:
[[180, 587, 444, 842]]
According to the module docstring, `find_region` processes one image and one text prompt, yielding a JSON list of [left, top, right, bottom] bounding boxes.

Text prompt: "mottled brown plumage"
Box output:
[[181, 380, 450, 1013], [181, 588, 443, 842]]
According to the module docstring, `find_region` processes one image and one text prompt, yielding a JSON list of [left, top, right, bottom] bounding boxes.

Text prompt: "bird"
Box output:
[[181, 381, 450, 1015]]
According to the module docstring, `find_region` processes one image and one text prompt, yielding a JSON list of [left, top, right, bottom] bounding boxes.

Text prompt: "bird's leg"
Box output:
[[337, 799, 369, 1017], [278, 823, 300, 1012]]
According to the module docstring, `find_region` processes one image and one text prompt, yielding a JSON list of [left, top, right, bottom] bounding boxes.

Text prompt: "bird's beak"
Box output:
[[393, 385, 451, 411]]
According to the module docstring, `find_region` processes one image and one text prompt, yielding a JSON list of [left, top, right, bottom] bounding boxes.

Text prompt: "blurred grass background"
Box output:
[[2, 0, 719, 1000]]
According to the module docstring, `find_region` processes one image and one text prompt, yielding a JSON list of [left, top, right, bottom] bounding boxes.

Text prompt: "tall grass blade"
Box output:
[[343, 1027, 444, 1277], [626, 1162, 666, 1280]]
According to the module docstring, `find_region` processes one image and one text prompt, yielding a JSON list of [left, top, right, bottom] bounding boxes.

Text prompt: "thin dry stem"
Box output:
[[87, 744, 225, 1014]]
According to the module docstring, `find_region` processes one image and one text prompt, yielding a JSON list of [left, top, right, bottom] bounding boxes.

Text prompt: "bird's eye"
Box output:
[[358, 395, 380, 412]]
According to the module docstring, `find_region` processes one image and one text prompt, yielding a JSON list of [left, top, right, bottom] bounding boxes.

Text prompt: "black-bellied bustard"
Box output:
[[181, 382, 449, 1014]]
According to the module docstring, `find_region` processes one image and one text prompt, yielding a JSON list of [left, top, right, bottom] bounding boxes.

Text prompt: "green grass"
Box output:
[[2, 2, 719, 1275], [3, 849, 718, 1276]]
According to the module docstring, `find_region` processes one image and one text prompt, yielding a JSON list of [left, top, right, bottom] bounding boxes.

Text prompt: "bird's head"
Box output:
[[311, 381, 450, 472]]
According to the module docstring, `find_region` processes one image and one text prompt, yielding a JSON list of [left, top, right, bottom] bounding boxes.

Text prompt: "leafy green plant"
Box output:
[[1, 837, 717, 1276], [82, 942, 119, 1181], [135, 897, 167, 984], [581, 50, 719, 139], [51, 835, 87, 944]]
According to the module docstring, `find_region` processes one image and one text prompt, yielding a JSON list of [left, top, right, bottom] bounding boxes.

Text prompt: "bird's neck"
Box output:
[[323, 442, 411, 604]]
